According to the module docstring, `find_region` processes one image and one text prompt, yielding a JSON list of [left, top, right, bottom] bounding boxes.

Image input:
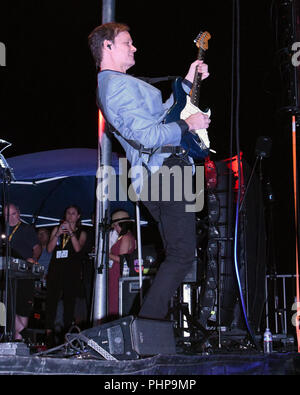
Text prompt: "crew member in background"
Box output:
[[108, 210, 136, 319], [37, 227, 52, 277], [4, 203, 41, 340]]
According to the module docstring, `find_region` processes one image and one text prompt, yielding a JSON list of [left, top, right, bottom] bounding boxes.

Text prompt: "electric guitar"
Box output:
[[164, 31, 212, 160]]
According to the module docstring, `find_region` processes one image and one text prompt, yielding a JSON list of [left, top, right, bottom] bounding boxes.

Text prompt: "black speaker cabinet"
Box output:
[[119, 276, 153, 316], [81, 315, 176, 360]]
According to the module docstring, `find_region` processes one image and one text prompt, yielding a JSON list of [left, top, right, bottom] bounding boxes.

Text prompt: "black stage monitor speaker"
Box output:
[[81, 315, 176, 360]]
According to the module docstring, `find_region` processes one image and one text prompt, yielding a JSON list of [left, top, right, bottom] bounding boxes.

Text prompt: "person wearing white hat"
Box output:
[[108, 210, 136, 318]]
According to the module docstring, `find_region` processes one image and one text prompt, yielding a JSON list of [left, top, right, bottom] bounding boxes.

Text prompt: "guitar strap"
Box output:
[[96, 91, 183, 158], [96, 93, 139, 148]]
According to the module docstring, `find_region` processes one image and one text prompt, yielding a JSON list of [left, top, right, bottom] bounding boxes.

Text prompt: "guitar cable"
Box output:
[[231, 0, 260, 350]]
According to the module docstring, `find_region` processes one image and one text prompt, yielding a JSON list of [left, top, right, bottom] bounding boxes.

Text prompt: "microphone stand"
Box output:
[[239, 154, 262, 214], [96, 212, 110, 276], [0, 151, 16, 341], [237, 141, 270, 348], [239, 136, 271, 214], [90, 209, 110, 324]]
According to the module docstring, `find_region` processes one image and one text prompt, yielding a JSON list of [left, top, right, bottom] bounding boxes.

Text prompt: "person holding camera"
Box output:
[[45, 205, 87, 345]]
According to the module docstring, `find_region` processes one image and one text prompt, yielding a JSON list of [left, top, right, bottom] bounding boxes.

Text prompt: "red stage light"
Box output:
[[223, 153, 244, 192], [98, 109, 105, 141]]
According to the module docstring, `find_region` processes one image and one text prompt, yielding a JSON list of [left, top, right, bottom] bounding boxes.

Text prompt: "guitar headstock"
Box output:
[[194, 31, 211, 51]]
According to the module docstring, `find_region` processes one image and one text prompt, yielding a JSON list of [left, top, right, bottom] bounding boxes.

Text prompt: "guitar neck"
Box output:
[[190, 48, 205, 107]]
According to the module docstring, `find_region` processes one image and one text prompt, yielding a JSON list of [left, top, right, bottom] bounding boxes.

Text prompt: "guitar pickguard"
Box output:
[[180, 95, 211, 150], [164, 77, 210, 160]]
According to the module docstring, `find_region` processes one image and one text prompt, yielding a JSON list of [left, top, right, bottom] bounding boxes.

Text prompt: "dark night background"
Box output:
[[0, 0, 297, 275]]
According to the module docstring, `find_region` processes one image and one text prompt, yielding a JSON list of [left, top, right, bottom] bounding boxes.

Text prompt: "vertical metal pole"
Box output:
[[275, 277, 279, 334], [265, 275, 269, 331], [93, 0, 115, 325], [218, 241, 221, 349], [136, 202, 143, 305], [102, 0, 116, 23], [283, 276, 287, 335]]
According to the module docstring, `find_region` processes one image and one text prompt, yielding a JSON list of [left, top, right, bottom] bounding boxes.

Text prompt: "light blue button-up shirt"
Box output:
[[97, 70, 192, 194]]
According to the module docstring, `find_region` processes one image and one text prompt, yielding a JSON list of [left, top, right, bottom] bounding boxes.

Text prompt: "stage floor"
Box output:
[[0, 346, 299, 376], [1, 320, 299, 376]]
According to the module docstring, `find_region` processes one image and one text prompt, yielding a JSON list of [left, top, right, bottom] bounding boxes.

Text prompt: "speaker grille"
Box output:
[[131, 318, 176, 356], [107, 325, 124, 355]]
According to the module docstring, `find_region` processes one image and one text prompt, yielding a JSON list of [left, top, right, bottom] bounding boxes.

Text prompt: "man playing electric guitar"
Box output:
[[88, 22, 211, 321]]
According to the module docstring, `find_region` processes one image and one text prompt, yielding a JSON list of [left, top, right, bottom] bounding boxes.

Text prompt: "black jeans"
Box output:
[[139, 155, 196, 320], [45, 262, 81, 332]]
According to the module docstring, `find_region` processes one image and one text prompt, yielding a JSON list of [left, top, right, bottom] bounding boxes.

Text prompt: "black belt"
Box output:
[[139, 145, 186, 156], [95, 96, 186, 158]]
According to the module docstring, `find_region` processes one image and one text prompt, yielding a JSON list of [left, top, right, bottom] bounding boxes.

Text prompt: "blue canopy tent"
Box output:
[[2, 148, 133, 227], [2, 147, 147, 325]]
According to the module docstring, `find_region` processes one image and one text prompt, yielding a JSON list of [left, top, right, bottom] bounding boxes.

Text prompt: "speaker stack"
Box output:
[[197, 158, 238, 330]]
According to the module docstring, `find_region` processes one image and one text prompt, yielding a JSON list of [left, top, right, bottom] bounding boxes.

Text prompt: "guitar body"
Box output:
[[164, 77, 210, 160], [164, 30, 212, 161]]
